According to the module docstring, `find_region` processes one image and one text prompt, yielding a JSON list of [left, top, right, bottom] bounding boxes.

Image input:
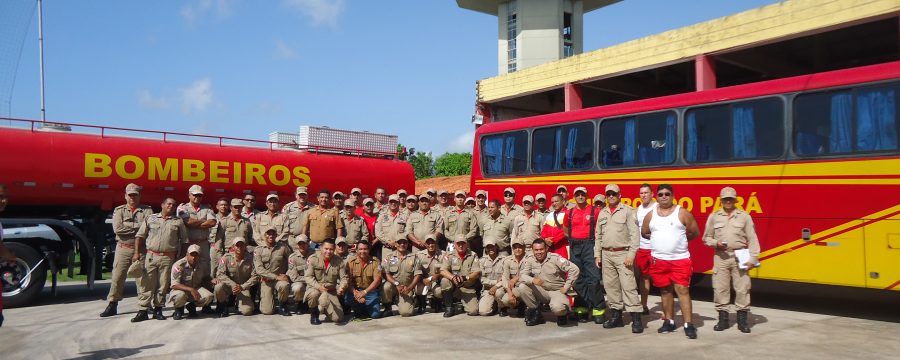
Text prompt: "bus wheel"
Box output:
[[1, 243, 48, 308]]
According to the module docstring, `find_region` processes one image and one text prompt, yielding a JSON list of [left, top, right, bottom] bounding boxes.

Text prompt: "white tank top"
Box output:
[[648, 205, 690, 260], [636, 202, 657, 250]]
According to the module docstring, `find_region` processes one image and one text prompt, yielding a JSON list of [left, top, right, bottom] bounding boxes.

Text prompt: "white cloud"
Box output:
[[179, 78, 214, 114], [273, 39, 297, 60], [282, 0, 345, 27], [448, 130, 476, 153], [180, 0, 235, 23], [136, 90, 169, 110]]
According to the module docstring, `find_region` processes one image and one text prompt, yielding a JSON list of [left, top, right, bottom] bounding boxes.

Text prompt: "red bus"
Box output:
[[470, 61, 900, 291]]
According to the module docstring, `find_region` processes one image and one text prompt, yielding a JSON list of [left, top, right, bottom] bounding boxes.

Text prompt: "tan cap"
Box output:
[[535, 193, 547, 201], [388, 194, 400, 202], [397, 189, 408, 195], [424, 233, 437, 242], [295, 234, 310, 243], [230, 237, 246, 246], [605, 184, 621, 193], [593, 194, 606, 204], [475, 189, 488, 197], [426, 188, 436, 195], [230, 198, 243, 206], [454, 190, 466, 197], [720, 186, 737, 199], [483, 235, 497, 247], [125, 183, 142, 195], [395, 233, 409, 242], [295, 186, 308, 195], [189, 184, 204, 195], [465, 197, 475, 204], [351, 187, 362, 195], [263, 227, 278, 234], [503, 187, 515, 194], [438, 189, 448, 196], [332, 191, 344, 199], [573, 186, 588, 195], [406, 195, 418, 202], [266, 193, 279, 201], [418, 194, 431, 201], [187, 244, 201, 254], [362, 198, 375, 205], [522, 195, 535, 203], [343, 199, 356, 207], [556, 185, 568, 192], [453, 234, 468, 244], [335, 237, 348, 245], [510, 237, 526, 247]]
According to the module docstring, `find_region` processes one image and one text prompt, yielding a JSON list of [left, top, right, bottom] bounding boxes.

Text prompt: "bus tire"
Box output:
[[1, 242, 47, 308]]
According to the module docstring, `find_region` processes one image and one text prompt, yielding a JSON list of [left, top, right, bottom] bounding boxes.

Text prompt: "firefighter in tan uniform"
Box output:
[[382, 236, 423, 317], [177, 185, 217, 290], [439, 234, 482, 317], [214, 237, 258, 317], [283, 186, 312, 251], [254, 227, 292, 316], [499, 238, 529, 317], [169, 244, 214, 320], [216, 199, 254, 257], [478, 236, 506, 316], [208, 198, 230, 276], [519, 240, 580, 326], [443, 192, 478, 253], [252, 194, 289, 245], [375, 194, 407, 252], [341, 199, 370, 251], [287, 234, 313, 314], [305, 239, 349, 325], [406, 195, 443, 250], [416, 234, 445, 313], [500, 187, 523, 219], [131, 198, 189, 322], [100, 183, 154, 318], [535, 193, 549, 216], [512, 195, 542, 254], [703, 186, 760, 334], [403, 195, 419, 217], [593, 183, 643, 332], [482, 200, 514, 256], [302, 190, 344, 251]]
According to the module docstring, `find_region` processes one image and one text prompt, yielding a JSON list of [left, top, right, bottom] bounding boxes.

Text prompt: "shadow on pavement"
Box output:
[[63, 343, 163, 360]]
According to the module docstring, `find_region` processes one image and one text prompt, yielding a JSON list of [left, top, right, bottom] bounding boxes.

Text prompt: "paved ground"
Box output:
[[1, 279, 898, 360]]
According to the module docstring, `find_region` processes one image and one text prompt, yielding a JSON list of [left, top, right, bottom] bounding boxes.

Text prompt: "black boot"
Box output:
[[383, 303, 395, 317], [684, 322, 698, 339], [556, 311, 569, 327], [524, 308, 538, 326], [217, 302, 230, 318], [631, 312, 644, 333], [516, 302, 526, 318], [186, 303, 198, 318], [279, 302, 293, 317], [172, 307, 185, 320], [603, 309, 623, 328], [297, 302, 308, 315], [498, 307, 508, 317], [153, 307, 166, 320], [130, 310, 149, 323], [737, 310, 751, 333], [310, 308, 322, 325], [713, 310, 730, 331], [442, 294, 456, 318], [99, 302, 118, 317], [429, 298, 440, 313], [416, 295, 426, 314], [201, 304, 216, 315]]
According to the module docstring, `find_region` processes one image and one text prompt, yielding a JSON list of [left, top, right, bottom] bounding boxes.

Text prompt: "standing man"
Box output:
[[481, 200, 514, 256], [360, 198, 378, 244], [704, 187, 760, 334], [287, 235, 313, 314], [214, 237, 258, 317], [535, 193, 549, 215], [416, 234, 445, 313], [302, 190, 344, 251], [382, 237, 422, 317], [593, 184, 643, 333], [373, 188, 388, 215], [439, 235, 482, 317], [500, 187, 523, 219], [169, 244, 215, 320], [283, 186, 312, 251], [519, 240, 580, 326], [346, 241, 384, 319], [177, 185, 217, 279], [253, 194, 288, 245], [443, 192, 478, 253], [241, 194, 260, 226], [641, 184, 701, 339], [331, 191, 345, 210], [499, 238, 528, 318], [556, 185, 576, 210], [478, 236, 506, 316], [342, 199, 370, 252], [209, 197, 230, 275], [407, 195, 443, 250], [100, 183, 153, 318], [566, 186, 605, 324], [593, 194, 606, 211], [403, 195, 419, 216], [474, 190, 489, 214], [131, 198, 189, 322], [350, 187, 365, 217], [512, 195, 543, 250], [305, 239, 349, 325], [540, 194, 570, 259], [217, 198, 254, 255], [375, 194, 407, 256], [254, 227, 292, 316], [465, 197, 477, 210], [635, 183, 657, 314]]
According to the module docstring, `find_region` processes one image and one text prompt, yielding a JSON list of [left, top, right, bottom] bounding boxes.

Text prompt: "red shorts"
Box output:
[[648, 257, 693, 288], [635, 248, 652, 273]]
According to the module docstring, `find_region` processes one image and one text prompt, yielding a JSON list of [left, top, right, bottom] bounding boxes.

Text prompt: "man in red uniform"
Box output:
[[540, 194, 568, 259], [566, 187, 606, 323]]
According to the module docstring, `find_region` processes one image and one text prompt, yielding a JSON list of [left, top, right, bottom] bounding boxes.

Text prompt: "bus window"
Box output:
[[686, 98, 783, 162], [794, 82, 898, 155], [481, 131, 528, 176], [531, 122, 594, 173], [601, 111, 676, 168]]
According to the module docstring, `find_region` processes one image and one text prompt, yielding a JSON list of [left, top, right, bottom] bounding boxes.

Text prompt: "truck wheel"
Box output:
[[1, 242, 48, 308]]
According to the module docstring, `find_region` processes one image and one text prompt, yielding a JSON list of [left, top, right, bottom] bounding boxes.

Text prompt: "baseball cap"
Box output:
[[475, 190, 488, 198], [362, 198, 374, 205], [556, 185, 568, 192], [397, 189, 408, 195], [438, 189, 448, 196], [418, 194, 431, 201], [535, 193, 547, 201], [483, 235, 497, 248], [465, 197, 475, 204], [332, 191, 345, 199], [230, 198, 243, 206], [573, 186, 588, 195], [295, 186, 308, 195], [187, 244, 201, 254], [605, 184, 621, 193], [230, 237, 247, 247], [454, 234, 468, 244], [388, 194, 400, 202], [426, 188, 436, 196], [189, 184, 204, 195], [125, 183, 142, 195], [503, 187, 515, 194], [343, 199, 356, 207], [720, 187, 737, 199], [295, 234, 310, 243], [522, 195, 535, 204], [425, 234, 437, 242], [455, 190, 466, 197], [335, 237, 347, 245], [593, 194, 606, 204], [351, 187, 362, 195], [266, 193, 279, 201], [406, 195, 418, 202]]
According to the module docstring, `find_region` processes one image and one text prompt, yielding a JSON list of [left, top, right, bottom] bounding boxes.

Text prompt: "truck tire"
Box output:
[[1, 242, 47, 308]]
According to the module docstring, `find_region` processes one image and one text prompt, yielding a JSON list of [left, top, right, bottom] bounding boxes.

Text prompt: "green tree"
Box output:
[[407, 151, 435, 180], [434, 152, 472, 177]]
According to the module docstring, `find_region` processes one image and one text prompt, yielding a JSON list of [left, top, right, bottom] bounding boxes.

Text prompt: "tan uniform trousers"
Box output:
[[382, 282, 417, 317], [478, 289, 499, 315], [259, 279, 290, 315], [171, 287, 214, 308], [602, 250, 642, 313], [138, 253, 175, 310], [304, 288, 344, 322], [415, 280, 443, 300], [291, 282, 307, 303], [107, 245, 143, 302], [194, 240, 211, 273], [439, 279, 478, 315], [497, 286, 523, 308], [713, 253, 751, 311], [210, 247, 222, 277], [518, 283, 569, 316], [214, 283, 253, 315]]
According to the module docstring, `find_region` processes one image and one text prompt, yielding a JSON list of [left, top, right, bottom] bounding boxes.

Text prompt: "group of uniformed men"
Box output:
[[98, 182, 760, 339]]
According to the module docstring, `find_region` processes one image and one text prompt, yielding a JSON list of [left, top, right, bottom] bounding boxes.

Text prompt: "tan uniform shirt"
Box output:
[[137, 214, 189, 254], [519, 253, 580, 291], [440, 251, 482, 280], [347, 256, 382, 289], [282, 201, 311, 237], [375, 210, 407, 244], [702, 209, 761, 257], [252, 211, 289, 244], [253, 242, 291, 281], [481, 213, 514, 250], [216, 252, 258, 289], [305, 252, 349, 290], [112, 204, 153, 245], [383, 250, 422, 284], [501, 254, 529, 287], [208, 213, 228, 244], [417, 249, 445, 278], [480, 254, 506, 288], [512, 211, 543, 246], [593, 205, 640, 259], [287, 251, 312, 284], [177, 203, 216, 241], [501, 204, 524, 219], [305, 206, 343, 244], [342, 215, 370, 246], [407, 209, 444, 241], [171, 257, 212, 290], [218, 215, 253, 248], [444, 207, 478, 242]]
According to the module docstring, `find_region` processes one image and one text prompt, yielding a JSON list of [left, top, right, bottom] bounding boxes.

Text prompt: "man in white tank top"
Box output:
[[634, 183, 656, 315], [640, 184, 700, 339]]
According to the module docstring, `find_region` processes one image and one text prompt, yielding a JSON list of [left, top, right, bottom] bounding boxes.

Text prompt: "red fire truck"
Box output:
[[0, 118, 414, 307]]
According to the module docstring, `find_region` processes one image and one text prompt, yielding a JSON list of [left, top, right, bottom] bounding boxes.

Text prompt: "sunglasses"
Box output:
[[657, 192, 672, 197], [606, 191, 619, 197], [244, 198, 255, 202], [504, 193, 514, 196]]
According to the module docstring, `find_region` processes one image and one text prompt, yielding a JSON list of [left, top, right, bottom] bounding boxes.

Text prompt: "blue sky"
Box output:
[[1, 0, 780, 156]]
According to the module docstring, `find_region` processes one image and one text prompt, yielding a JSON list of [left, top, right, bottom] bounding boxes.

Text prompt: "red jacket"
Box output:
[[540, 210, 569, 259]]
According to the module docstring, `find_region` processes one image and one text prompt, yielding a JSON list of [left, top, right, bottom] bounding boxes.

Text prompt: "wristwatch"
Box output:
[[393, 281, 400, 286]]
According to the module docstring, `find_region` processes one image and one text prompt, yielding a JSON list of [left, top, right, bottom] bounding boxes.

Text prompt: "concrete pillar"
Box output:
[[564, 82, 582, 111], [695, 54, 716, 91]]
